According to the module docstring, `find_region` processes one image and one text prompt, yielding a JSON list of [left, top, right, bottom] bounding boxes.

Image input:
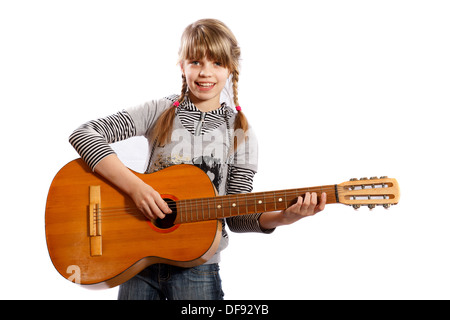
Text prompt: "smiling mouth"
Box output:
[[195, 82, 216, 88]]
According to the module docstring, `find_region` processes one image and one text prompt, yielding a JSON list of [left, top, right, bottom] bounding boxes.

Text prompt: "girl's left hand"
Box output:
[[281, 192, 327, 225]]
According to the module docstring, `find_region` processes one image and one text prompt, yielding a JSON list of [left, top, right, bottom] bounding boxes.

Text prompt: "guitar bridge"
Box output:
[[89, 186, 102, 256]]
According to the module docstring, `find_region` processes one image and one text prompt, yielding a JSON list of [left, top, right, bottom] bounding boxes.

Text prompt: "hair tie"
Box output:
[[235, 105, 241, 111], [173, 101, 180, 107]]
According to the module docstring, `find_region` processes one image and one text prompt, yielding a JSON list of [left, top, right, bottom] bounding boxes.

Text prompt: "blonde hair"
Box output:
[[152, 19, 248, 148]]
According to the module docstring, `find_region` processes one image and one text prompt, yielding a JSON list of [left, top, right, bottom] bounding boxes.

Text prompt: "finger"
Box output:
[[136, 195, 165, 220], [148, 201, 166, 220], [315, 192, 327, 213], [302, 192, 311, 209], [311, 192, 318, 206], [138, 201, 157, 220], [155, 196, 172, 214], [296, 195, 304, 210], [321, 192, 327, 205], [147, 187, 172, 214], [285, 196, 303, 215]]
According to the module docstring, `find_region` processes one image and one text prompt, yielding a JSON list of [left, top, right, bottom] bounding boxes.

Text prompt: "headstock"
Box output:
[[338, 176, 400, 210]]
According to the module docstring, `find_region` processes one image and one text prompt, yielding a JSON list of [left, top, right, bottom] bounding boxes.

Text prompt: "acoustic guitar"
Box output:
[[45, 158, 400, 288]]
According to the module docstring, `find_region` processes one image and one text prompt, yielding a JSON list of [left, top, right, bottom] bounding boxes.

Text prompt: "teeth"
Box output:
[[197, 83, 215, 87]]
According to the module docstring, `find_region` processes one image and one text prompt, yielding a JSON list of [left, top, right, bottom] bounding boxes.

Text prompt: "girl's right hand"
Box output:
[[129, 180, 172, 220], [93, 154, 172, 221]]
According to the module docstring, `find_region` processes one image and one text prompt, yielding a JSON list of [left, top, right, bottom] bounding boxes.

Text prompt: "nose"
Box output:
[[199, 61, 214, 77]]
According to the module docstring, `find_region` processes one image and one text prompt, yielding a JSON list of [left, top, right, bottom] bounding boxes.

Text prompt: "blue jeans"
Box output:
[[118, 263, 224, 300]]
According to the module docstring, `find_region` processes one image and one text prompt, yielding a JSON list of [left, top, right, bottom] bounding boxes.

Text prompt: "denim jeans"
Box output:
[[118, 263, 224, 300]]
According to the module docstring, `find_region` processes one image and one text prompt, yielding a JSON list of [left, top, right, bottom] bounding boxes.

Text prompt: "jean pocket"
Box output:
[[189, 263, 220, 276]]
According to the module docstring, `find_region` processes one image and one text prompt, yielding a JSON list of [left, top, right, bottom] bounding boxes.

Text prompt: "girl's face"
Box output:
[[181, 57, 230, 112]]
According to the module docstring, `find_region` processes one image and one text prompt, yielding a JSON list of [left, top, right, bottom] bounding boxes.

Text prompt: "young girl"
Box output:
[[69, 19, 326, 300]]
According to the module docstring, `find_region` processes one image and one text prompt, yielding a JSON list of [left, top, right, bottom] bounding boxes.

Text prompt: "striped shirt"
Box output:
[[69, 96, 273, 262]]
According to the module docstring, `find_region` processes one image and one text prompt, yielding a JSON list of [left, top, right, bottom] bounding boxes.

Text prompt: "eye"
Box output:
[[190, 61, 200, 65], [214, 62, 223, 67]]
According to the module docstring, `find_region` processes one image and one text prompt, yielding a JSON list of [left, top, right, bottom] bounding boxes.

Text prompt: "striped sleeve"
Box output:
[[69, 111, 136, 170], [225, 166, 275, 234]]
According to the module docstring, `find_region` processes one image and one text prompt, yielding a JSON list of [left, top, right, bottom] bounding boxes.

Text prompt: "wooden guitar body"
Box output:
[[45, 159, 400, 288], [45, 159, 221, 288]]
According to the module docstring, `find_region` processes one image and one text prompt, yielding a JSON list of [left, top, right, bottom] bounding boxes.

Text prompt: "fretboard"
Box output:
[[174, 185, 338, 224]]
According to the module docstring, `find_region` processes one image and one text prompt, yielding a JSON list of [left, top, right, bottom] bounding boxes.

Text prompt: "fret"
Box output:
[[237, 195, 240, 215], [201, 197, 204, 221], [214, 199, 219, 219], [255, 192, 266, 213], [224, 197, 229, 218], [185, 200, 188, 223], [207, 197, 211, 220], [263, 192, 267, 212], [177, 201, 182, 223], [273, 192, 277, 211], [192, 199, 196, 222], [177, 201, 181, 223], [180, 200, 184, 223], [284, 190, 288, 210], [234, 194, 239, 216], [183, 199, 186, 223], [217, 197, 221, 218], [191, 199, 195, 222], [190, 199, 193, 223], [274, 191, 285, 211], [186, 199, 189, 222], [229, 194, 239, 217], [182, 200, 186, 223], [214, 197, 225, 219], [185, 199, 190, 223], [244, 193, 249, 215]]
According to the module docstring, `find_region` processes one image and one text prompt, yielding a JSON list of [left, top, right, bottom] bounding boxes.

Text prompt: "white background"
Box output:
[[1, 0, 449, 300]]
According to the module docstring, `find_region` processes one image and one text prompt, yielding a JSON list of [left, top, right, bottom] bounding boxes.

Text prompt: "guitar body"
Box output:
[[46, 159, 400, 289], [45, 159, 221, 288]]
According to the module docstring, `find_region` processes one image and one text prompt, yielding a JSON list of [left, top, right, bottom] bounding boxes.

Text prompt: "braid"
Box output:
[[231, 70, 248, 150], [152, 77, 188, 147], [232, 70, 240, 108], [179, 75, 188, 104]]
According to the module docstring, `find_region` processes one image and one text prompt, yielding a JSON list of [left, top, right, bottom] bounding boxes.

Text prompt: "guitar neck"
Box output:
[[174, 185, 338, 224]]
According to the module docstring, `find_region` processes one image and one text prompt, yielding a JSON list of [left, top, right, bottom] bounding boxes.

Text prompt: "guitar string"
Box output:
[[93, 199, 393, 223], [91, 186, 349, 222], [93, 179, 390, 217], [90, 183, 394, 223], [95, 186, 340, 215]]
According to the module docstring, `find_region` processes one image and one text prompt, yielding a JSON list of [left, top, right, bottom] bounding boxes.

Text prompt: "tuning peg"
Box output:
[[383, 204, 391, 209], [352, 204, 361, 210], [380, 176, 388, 179], [360, 178, 368, 188], [368, 204, 376, 210], [349, 178, 357, 190], [370, 176, 378, 180]]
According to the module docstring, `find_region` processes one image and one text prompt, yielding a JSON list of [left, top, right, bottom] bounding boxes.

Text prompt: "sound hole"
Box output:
[[153, 198, 177, 229]]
